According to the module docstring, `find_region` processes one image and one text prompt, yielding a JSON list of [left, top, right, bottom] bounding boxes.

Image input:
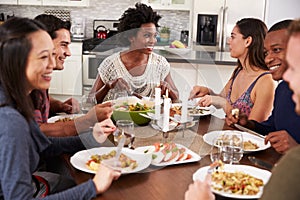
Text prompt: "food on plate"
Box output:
[[170, 40, 186, 48], [217, 134, 259, 151], [86, 150, 138, 171], [170, 105, 182, 116], [243, 140, 259, 150], [211, 170, 264, 195], [55, 117, 73, 122], [142, 142, 192, 164], [231, 108, 240, 119], [114, 102, 153, 111]]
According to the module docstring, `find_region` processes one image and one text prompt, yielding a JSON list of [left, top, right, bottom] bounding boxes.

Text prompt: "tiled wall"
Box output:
[[0, 0, 190, 40]]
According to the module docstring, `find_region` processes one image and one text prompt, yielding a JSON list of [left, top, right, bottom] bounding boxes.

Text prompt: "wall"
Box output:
[[0, 0, 190, 40]]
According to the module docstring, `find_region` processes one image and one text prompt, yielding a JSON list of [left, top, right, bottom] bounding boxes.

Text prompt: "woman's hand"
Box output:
[[185, 180, 215, 200], [189, 86, 210, 99], [93, 119, 116, 143], [106, 78, 130, 91], [93, 164, 121, 194]]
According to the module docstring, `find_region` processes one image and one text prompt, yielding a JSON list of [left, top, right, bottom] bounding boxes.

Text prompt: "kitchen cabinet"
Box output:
[[141, 0, 191, 11], [169, 62, 235, 100], [0, 0, 17, 4], [192, 0, 266, 51], [43, 0, 89, 7], [18, 0, 42, 5], [49, 42, 83, 96]]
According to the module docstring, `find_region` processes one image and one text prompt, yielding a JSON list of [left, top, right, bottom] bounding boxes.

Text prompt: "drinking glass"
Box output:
[[220, 131, 244, 164], [114, 120, 135, 149], [210, 137, 223, 163], [112, 90, 128, 107], [80, 94, 97, 114]]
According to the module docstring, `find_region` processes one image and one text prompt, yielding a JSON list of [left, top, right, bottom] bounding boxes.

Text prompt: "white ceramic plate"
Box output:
[[188, 106, 216, 117], [47, 114, 84, 123], [203, 130, 271, 153], [135, 143, 201, 166], [193, 164, 271, 199], [164, 46, 191, 55], [70, 147, 152, 174]]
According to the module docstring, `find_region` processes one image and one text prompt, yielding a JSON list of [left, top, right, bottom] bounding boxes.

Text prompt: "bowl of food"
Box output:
[[112, 96, 155, 126]]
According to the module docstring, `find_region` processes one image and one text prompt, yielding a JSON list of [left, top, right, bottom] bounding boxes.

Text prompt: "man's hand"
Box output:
[[265, 130, 298, 154], [189, 86, 209, 99], [61, 98, 80, 114]]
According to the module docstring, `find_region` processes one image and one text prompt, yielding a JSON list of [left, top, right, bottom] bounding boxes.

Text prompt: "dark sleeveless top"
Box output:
[[226, 68, 270, 116]]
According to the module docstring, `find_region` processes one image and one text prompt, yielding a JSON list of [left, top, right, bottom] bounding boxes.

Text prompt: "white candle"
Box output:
[[155, 87, 161, 120], [163, 97, 171, 132], [181, 86, 188, 123]]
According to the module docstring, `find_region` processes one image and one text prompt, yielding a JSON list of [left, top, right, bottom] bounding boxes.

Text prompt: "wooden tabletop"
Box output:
[[64, 115, 282, 200]]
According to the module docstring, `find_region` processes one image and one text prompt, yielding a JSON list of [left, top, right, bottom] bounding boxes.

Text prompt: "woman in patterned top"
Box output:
[[90, 3, 179, 102], [189, 18, 275, 122]]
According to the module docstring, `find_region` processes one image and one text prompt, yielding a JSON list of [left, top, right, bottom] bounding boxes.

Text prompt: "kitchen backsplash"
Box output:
[[0, 0, 189, 41]]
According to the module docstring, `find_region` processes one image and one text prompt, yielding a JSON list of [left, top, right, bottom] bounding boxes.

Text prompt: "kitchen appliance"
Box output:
[[180, 30, 189, 46], [192, 0, 266, 51], [196, 14, 217, 46], [95, 25, 109, 39], [71, 17, 85, 38], [82, 20, 120, 89]]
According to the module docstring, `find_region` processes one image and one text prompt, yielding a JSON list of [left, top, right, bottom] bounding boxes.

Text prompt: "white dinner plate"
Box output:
[[135, 143, 201, 166], [70, 147, 152, 174], [203, 130, 271, 153], [47, 114, 84, 123], [171, 103, 216, 117], [193, 164, 271, 199]]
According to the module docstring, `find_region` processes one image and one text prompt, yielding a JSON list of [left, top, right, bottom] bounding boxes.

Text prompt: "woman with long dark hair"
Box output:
[[0, 17, 120, 199]]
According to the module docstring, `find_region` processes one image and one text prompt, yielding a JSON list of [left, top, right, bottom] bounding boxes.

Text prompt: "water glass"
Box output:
[[112, 90, 128, 106], [114, 120, 135, 149], [210, 138, 223, 163], [81, 94, 96, 113], [220, 131, 243, 164]]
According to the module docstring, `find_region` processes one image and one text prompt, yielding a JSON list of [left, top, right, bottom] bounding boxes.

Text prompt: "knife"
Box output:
[[248, 156, 273, 171], [234, 124, 265, 139]]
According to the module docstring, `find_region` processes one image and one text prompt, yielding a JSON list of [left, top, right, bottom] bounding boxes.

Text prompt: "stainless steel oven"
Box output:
[[82, 54, 104, 87]]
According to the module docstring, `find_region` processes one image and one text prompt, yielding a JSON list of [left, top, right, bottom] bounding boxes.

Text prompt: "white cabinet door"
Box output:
[[169, 62, 197, 100], [197, 64, 235, 94], [62, 55, 82, 95], [49, 42, 82, 96], [141, 0, 191, 10], [0, 0, 17, 4], [18, 0, 42, 5], [43, 0, 89, 7]]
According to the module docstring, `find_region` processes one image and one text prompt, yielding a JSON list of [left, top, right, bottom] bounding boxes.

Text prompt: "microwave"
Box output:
[[82, 54, 106, 87]]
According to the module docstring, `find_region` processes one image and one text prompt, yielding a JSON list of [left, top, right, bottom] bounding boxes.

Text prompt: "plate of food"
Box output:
[[170, 103, 216, 117], [70, 147, 152, 174], [203, 130, 270, 153], [47, 114, 84, 123], [193, 164, 271, 199], [135, 142, 201, 166]]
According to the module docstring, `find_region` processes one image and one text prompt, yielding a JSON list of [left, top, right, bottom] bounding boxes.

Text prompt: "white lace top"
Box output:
[[98, 52, 170, 100]]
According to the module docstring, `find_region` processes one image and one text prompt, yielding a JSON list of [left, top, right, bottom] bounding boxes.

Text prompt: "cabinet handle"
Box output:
[[218, 6, 224, 51], [222, 6, 229, 51]]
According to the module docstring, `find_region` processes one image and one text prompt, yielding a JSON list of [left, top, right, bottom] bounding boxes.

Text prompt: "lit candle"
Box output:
[[155, 87, 161, 120], [181, 86, 188, 123], [163, 92, 170, 132]]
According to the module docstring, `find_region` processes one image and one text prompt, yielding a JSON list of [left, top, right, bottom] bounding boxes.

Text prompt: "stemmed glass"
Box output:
[[220, 131, 244, 164], [80, 93, 97, 114], [114, 120, 135, 149]]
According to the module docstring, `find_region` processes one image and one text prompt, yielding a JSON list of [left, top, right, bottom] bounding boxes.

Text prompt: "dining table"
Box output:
[[63, 115, 282, 200]]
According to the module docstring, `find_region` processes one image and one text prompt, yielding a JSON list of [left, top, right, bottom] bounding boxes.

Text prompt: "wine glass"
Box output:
[[112, 90, 128, 107], [80, 94, 97, 114], [114, 120, 135, 149], [220, 131, 244, 164]]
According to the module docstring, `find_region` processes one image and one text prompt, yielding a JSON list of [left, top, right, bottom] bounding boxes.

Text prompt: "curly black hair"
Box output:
[[117, 3, 161, 46]]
